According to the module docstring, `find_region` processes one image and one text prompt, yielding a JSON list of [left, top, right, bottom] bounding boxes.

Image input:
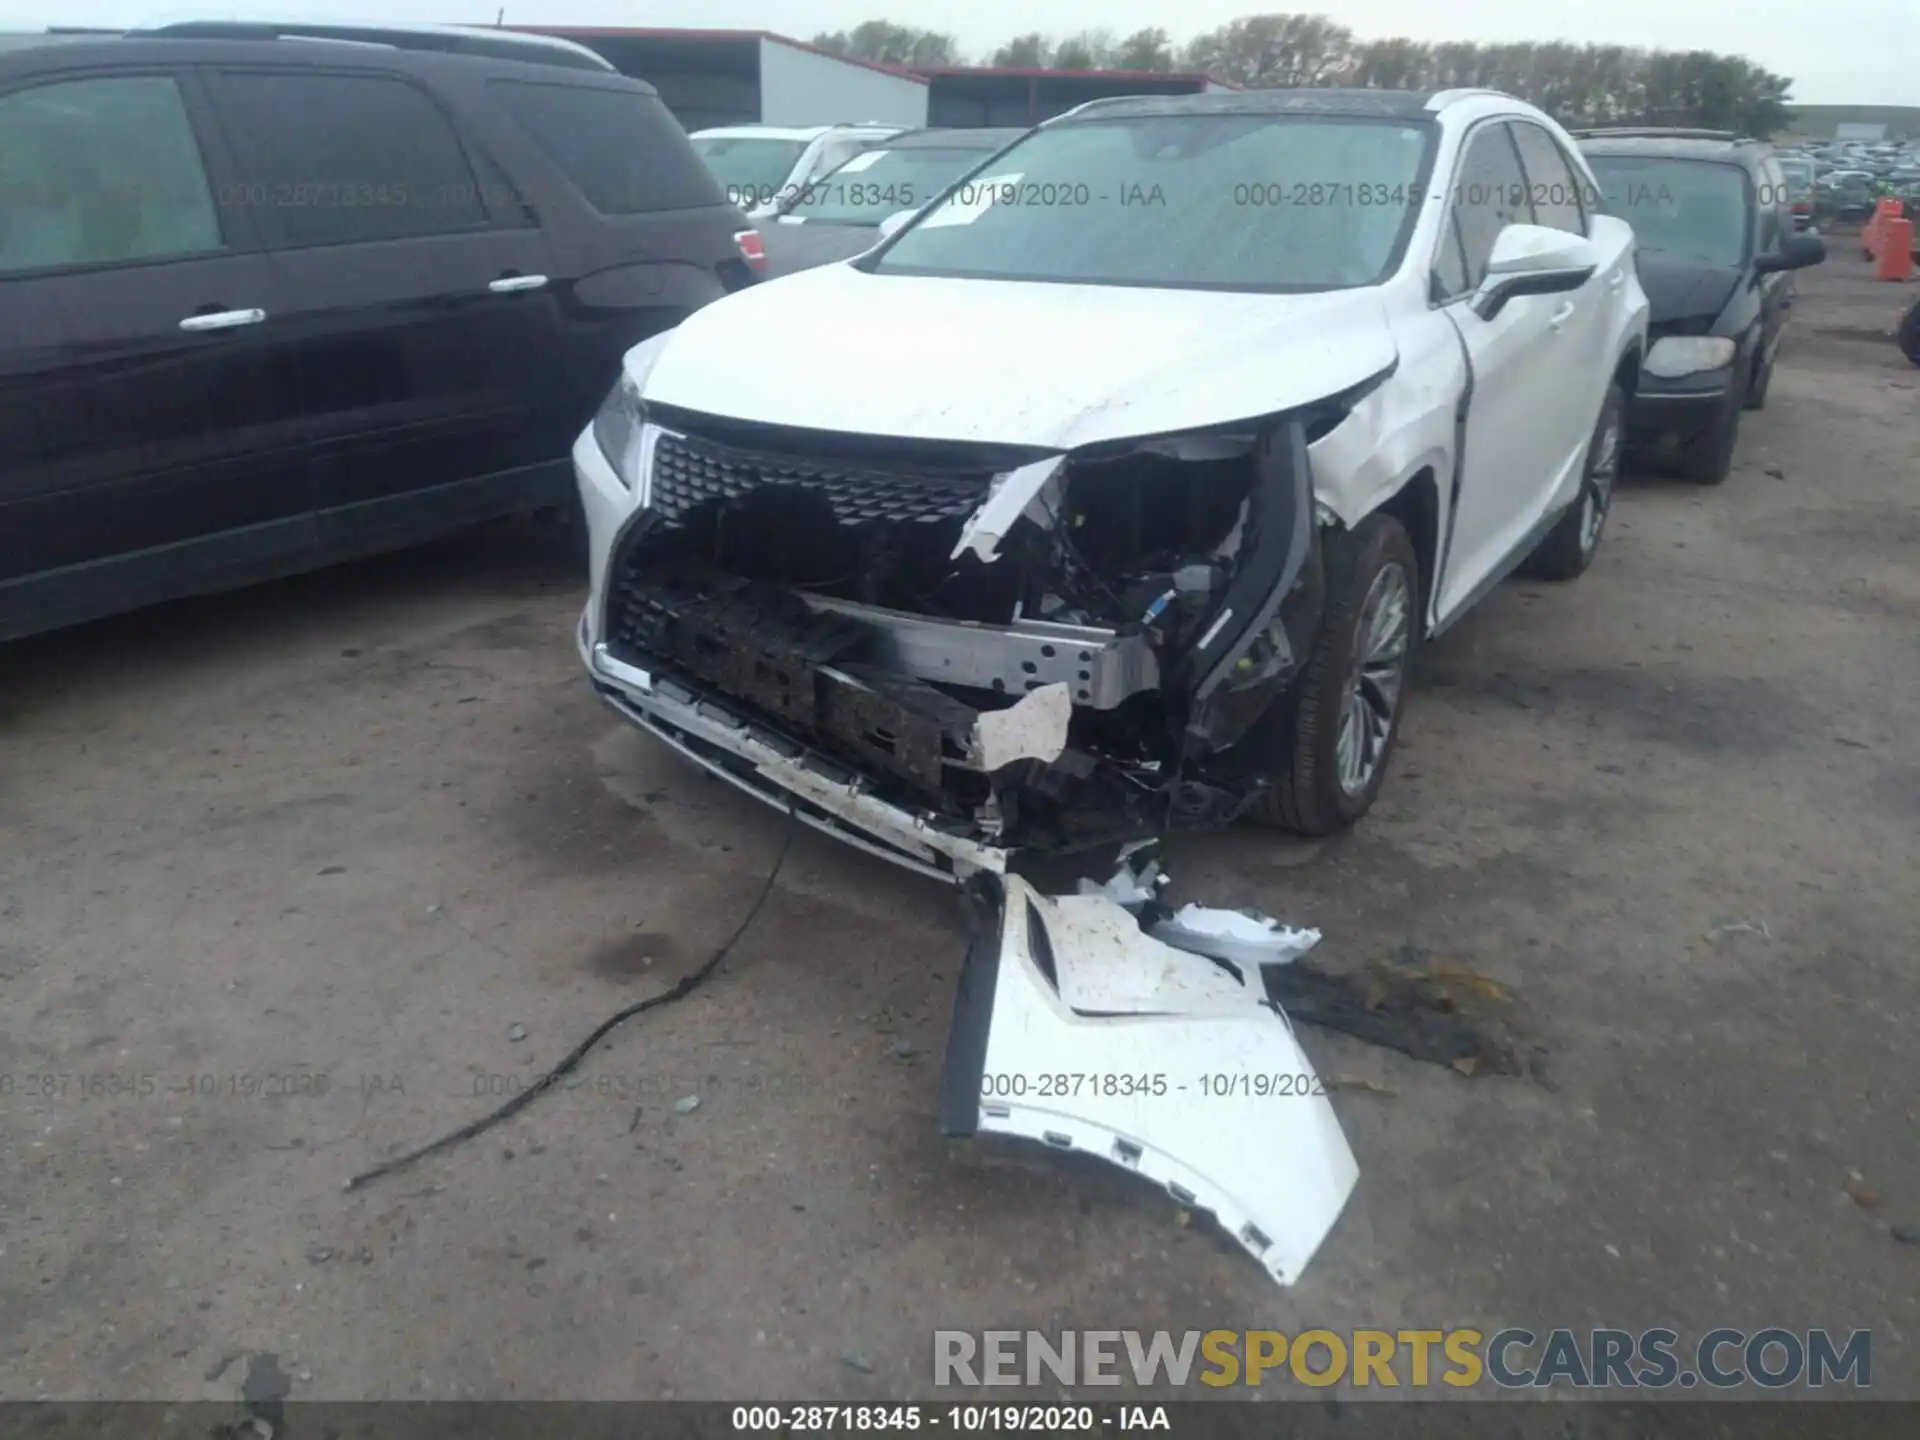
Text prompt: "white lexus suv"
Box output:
[[575, 88, 1650, 883]]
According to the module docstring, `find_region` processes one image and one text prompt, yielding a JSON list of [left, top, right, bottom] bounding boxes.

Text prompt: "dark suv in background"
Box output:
[[0, 21, 761, 642], [1577, 128, 1824, 485]]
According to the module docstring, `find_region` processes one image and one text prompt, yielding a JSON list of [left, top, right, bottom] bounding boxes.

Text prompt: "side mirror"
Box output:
[[1469, 223, 1601, 321], [877, 209, 916, 241], [1754, 231, 1827, 273]]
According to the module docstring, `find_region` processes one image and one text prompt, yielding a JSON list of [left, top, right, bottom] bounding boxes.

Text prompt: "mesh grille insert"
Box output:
[[649, 430, 993, 527]]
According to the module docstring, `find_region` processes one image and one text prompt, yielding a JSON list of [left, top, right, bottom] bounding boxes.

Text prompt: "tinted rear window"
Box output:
[[490, 81, 726, 214], [215, 72, 487, 247]]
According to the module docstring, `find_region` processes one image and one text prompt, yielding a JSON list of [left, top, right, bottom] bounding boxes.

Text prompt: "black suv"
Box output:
[[1576, 128, 1824, 485], [0, 22, 761, 641]]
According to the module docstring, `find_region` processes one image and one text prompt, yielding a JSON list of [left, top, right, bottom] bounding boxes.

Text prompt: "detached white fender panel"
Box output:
[[940, 876, 1359, 1288]]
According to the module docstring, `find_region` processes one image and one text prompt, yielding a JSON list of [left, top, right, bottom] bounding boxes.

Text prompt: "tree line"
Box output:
[[810, 14, 1794, 137]]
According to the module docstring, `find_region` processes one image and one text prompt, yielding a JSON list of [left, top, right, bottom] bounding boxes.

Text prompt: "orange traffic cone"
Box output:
[[1867, 197, 1903, 260], [1877, 218, 1914, 281]]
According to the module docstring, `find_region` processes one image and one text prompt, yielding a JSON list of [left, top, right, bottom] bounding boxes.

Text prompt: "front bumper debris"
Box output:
[[939, 873, 1359, 1288], [582, 616, 1011, 882]]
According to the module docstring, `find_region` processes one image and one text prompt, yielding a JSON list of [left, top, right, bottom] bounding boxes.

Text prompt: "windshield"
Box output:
[[781, 145, 1004, 226], [869, 113, 1435, 292], [691, 136, 808, 209], [1587, 156, 1750, 267], [1779, 160, 1814, 189]]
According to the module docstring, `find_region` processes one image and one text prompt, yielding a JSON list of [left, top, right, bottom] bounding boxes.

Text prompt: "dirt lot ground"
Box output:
[[2, 249, 1916, 1404]]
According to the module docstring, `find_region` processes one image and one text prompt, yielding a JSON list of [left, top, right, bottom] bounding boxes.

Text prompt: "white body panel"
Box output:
[[1439, 285, 1578, 612], [641, 262, 1400, 449], [965, 877, 1359, 1288]]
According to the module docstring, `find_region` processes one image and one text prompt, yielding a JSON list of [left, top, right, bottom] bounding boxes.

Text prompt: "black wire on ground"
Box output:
[[344, 808, 798, 1192]]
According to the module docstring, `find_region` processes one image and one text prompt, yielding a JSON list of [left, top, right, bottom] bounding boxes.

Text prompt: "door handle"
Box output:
[[1607, 269, 1625, 290], [1550, 301, 1576, 328], [179, 307, 266, 332], [489, 274, 548, 294]]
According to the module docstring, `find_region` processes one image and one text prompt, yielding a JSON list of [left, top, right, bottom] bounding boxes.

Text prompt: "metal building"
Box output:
[[510, 27, 929, 130]]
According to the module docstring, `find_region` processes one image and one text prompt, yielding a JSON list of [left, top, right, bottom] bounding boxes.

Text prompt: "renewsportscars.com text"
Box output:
[[933, 1327, 1871, 1390]]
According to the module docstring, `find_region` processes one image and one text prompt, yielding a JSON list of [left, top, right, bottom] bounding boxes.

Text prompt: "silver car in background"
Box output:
[[754, 128, 1028, 276]]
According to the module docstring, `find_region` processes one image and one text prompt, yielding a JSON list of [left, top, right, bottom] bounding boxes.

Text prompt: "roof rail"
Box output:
[[1425, 87, 1509, 107], [698, 120, 894, 130], [1570, 126, 1747, 142], [1050, 95, 1132, 122], [127, 20, 617, 72]]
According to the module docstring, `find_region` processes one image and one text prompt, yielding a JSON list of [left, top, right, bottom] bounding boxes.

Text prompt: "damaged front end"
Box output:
[[580, 400, 1375, 1287], [584, 394, 1368, 877]]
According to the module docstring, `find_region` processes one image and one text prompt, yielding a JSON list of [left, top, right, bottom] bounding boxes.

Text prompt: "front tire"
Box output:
[[1247, 514, 1419, 836], [1898, 297, 1920, 367], [1744, 344, 1775, 410], [1675, 389, 1741, 485], [1524, 382, 1622, 582]]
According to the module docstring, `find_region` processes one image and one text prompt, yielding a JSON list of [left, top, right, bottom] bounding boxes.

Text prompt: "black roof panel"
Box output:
[[0, 24, 627, 77], [1580, 135, 1769, 165]]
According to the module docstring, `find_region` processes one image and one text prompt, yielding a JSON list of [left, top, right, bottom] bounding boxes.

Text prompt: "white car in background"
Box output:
[[754, 126, 1031, 277], [689, 122, 904, 218]]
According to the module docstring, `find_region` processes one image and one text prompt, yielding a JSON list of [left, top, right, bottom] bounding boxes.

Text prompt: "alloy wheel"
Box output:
[[1580, 410, 1621, 555], [1335, 562, 1412, 797]]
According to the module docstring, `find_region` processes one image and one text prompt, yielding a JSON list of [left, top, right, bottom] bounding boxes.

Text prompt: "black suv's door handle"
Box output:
[[179, 307, 266, 332], [489, 274, 548, 294]]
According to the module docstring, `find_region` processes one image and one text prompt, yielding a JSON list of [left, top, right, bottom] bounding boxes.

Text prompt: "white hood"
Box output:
[[639, 262, 1399, 450]]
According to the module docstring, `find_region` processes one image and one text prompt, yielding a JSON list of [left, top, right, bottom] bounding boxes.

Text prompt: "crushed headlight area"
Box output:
[[592, 408, 1335, 867]]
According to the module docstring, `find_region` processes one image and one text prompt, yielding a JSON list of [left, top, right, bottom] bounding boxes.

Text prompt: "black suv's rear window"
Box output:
[[490, 81, 726, 215]]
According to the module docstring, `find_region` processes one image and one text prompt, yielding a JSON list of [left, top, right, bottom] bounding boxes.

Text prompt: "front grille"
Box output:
[[648, 430, 993, 527]]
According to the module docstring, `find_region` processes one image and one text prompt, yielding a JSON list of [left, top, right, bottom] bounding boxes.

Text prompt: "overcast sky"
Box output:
[[4, 1, 1912, 105]]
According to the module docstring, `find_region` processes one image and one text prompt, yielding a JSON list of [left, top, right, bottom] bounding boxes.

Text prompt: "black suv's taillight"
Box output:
[[717, 228, 765, 292], [733, 228, 766, 274]]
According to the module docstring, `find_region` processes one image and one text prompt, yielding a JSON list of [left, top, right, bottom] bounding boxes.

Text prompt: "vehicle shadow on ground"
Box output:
[[1, 521, 585, 720]]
